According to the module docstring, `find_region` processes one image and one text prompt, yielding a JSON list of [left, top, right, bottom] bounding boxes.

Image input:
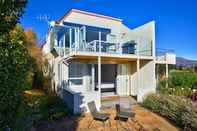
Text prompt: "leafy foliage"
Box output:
[[0, 0, 29, 129], [24, 92, 71, 125], [25, 28, 45, 89], [158, 70, 197, 96], [0, 25, 33, 129], [170, 71, 197, 89], [39, 95, 71, 121], [0, 0, 27, 35], [142, 94, 197, 130]]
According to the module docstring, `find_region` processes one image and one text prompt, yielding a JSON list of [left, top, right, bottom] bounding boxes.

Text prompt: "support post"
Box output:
[[166, 64, 169, 78], [98, 57, 101, 93], [165, 64, 169, 88], [136, 39, 141, 101], [156, 64, 159, 83], [137, 59, 140, 101], [98, 31, 102, 95], [77, 27, 80, 51], [69, 28, 72, 52], [91, 64, 95, 91]]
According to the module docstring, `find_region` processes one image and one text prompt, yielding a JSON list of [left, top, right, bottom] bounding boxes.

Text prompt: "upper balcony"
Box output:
[[48, 22, 154, 60]]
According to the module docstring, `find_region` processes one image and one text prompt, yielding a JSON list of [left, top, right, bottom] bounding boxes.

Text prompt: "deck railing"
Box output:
[[78, 40, 122, 54], [156, 48, 175, 56], [52, 39, 155, 57], [156, 48, 176, 64]]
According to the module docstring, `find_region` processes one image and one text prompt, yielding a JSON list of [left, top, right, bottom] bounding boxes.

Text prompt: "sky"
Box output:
[[20, 0, 197, 60]]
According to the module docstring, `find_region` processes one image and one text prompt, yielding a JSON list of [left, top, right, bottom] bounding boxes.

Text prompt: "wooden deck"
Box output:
[[36, 105, 179, 131], [101, 96, 137, 110]]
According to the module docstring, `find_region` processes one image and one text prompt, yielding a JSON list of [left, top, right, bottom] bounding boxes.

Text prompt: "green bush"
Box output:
[[13, 98, 34, 131], [158, 71, 197, 96], [142, 94, 197, 130], [0, 25, 33, 129], [170, 71, 197, 89], [39, 96, 72, 121], [24, 94, 72, 125]]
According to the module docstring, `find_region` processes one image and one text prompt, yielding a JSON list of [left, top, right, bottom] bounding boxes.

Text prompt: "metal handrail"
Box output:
[[156, 48, 175, 56]]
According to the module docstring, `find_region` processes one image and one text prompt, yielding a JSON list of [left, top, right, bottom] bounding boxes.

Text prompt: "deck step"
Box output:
[[101, 92, 116, 97]]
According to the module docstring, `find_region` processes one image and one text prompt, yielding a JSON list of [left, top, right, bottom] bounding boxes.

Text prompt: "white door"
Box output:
[[116, 64, 130, 96]]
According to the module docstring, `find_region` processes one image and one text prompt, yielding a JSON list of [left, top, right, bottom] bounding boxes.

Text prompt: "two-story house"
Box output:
[[42, 9, 176, 114]]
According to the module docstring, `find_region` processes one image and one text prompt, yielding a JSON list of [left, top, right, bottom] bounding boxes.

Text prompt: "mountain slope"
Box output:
[[176, 57, 197, 67]]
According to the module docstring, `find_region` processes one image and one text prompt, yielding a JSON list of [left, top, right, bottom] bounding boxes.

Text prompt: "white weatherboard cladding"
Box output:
[[132, 21, 155, 57], [69, 62, 92, 93], [42, 35, 50, 55], [130, 62, 138, 96], [80, 91, 101, 112], [137, 60, 156, 102], [63, 88, 100, 114], [121, 21, 155, 56], [116, 60, 156, 100], [47, 57, 69, 93]]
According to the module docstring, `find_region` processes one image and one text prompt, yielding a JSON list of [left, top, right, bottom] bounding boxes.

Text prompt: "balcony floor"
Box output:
[[67, 51, 154, 64]]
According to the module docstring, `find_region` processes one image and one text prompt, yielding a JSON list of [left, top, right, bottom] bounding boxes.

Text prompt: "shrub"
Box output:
[[170, 71, 197, 89], [24, 92, 72, 126], [142, 94, 197, 130], [39, 96, 72, 121], [157, 71, 197, 96], [0, 25, 32, 129]]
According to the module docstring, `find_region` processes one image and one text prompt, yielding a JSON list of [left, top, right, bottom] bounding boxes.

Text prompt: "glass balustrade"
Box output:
[[50, 24, 153, 57]]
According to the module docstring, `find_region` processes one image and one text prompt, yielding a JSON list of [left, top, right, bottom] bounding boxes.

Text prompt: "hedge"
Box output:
[[158, 71, 197, 96]]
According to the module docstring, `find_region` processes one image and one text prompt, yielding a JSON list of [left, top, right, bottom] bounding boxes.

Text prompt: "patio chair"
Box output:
[[115, 103, 146, 131], [115, 104, 135, 131], [87, 101, 111, 130]]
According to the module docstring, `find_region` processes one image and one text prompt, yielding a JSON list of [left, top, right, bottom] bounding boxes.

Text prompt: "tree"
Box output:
[[0, 0, 27, 36], [25, 28, 44, 88], [25, 28, 43, 68], [0, 0, 29, 129]]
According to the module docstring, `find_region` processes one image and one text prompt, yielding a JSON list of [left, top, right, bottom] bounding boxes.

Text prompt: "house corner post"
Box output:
[[98, 57, 101, 93], [91, 64, 95, 91], [136, 39, 141, 102], [137, 59, 140, 101], [165, 63, 169, 88], [98, 31, 102, 94]]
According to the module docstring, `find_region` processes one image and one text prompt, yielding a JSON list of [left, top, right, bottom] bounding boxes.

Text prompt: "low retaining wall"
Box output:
[[61, 88, 101, 114]]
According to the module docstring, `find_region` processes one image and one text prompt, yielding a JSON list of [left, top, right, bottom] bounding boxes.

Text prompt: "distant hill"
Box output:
[[176, 57, 197, 67]]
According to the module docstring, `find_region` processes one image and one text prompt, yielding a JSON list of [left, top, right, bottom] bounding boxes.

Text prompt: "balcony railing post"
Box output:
[[99, 32, 101, 53], [74, 28, 77, 54], [118, 43, 121, 54], [137, 38, 140, 58], [69, 28, 72, 53], [94, 41, 96, 52]]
